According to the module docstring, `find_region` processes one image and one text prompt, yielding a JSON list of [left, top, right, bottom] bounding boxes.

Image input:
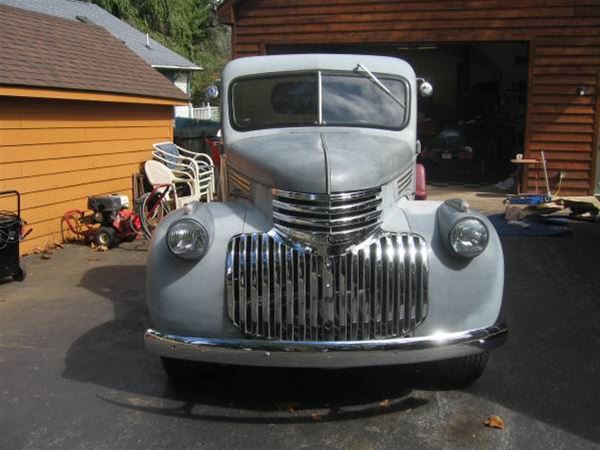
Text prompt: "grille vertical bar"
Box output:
[[261, 233, 271, 338], [226, 232, 428, 342], [274, 240, 283, 339], [239, 235, 248, 333], [309, 254, 319, 341], [350, 252, 359, 340], [285, 246, 294, 340], [298, 251, 307, 341], [250, 234, 259, 335]]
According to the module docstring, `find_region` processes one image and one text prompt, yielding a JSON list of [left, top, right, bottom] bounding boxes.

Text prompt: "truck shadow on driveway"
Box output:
[[64, 264, 432, 424], [64, 220, 600, 440]]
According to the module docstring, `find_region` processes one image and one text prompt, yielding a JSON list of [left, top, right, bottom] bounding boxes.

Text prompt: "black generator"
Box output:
[[0, 190, 26, 281]]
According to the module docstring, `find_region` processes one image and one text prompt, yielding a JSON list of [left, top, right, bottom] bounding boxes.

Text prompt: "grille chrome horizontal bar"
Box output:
[[272, 187, 383, 243], [226, 232, 429, 342], [272, 198, 381, 214], [275, 187, 381, 203], [273, 210, 381, 228]]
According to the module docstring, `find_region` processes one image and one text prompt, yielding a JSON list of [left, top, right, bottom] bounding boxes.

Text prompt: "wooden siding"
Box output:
[[223, 0, 600, 195], [0, 97, 173, 254]]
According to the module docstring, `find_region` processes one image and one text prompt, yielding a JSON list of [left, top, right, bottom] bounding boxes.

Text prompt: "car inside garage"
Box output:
[[269, 42, 529, 187]]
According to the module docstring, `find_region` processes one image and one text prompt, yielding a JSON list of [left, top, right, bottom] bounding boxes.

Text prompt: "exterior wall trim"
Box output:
[[0, 86, 187, 106]]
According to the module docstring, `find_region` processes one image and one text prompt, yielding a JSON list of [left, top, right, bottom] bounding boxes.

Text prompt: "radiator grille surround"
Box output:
[[225, 232, 429, 342], [272, 188, 382, 247]]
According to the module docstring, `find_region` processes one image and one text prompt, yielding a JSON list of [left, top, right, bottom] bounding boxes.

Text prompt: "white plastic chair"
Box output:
[[152, 142, 215, 202], [144, 160, 198, 209]]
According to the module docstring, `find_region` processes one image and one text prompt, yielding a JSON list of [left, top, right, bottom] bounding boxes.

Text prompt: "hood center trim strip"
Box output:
[[320, 132, 331, 195]]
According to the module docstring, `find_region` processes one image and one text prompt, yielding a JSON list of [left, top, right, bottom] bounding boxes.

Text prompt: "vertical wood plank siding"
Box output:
[[224, 0, 600, 194], [0, 97, 173, 253]]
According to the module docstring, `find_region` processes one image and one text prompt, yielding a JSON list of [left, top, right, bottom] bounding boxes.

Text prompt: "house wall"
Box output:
[[0, 96, 173, 254], [222, 0, 600, 195]]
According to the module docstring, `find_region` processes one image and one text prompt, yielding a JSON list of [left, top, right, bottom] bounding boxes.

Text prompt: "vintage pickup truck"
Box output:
[[145, 54, 507, 385]]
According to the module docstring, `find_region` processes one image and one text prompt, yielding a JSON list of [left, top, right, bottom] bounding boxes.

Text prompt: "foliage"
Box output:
[[90, 0, 230, 104]]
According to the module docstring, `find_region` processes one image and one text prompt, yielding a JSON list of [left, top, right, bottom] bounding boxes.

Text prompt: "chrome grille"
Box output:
[[226, 232, 428, 341], [272, 188, 382, 245], [397, 169, 413, 196]]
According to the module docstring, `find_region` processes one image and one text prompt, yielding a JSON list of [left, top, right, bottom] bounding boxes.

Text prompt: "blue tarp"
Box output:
[[487, 214, 572, 237]]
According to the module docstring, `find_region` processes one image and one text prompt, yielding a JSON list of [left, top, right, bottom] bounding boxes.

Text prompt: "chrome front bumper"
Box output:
[[145, 323, 507, 369]]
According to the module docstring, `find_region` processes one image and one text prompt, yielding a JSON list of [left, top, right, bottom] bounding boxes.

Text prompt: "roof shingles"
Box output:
[[0, 5, 188, 101], [0, 0, 200, 70]]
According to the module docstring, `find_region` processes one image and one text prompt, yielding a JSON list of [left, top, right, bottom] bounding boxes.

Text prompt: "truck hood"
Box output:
[[227, 130, 414, 193]]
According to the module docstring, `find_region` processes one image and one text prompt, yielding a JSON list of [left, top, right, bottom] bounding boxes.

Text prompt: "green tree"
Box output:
[[90, 0, 230, 104]]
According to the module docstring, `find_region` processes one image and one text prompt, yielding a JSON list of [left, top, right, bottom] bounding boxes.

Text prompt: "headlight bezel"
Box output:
[[166, 218, 209, 261], [448, 217, 489, 258]]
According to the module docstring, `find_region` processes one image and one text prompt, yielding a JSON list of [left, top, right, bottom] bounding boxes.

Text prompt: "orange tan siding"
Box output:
[[221, 0, 600, 195], [0, 96, 173, 254]]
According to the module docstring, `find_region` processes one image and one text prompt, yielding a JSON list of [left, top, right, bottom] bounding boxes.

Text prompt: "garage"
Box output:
[[217, 0, 600, 196]]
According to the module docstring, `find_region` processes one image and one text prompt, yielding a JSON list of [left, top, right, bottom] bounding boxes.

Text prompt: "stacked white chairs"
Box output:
[[143, 160, 197, 210], [151, 142, 216, 203]]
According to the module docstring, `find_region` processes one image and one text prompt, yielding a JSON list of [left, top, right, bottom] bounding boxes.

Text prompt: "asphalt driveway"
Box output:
[[1, 222, 599, 449]]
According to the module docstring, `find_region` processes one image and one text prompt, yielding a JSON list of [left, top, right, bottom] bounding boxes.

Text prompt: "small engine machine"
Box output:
[[87, 194, 140, 248]]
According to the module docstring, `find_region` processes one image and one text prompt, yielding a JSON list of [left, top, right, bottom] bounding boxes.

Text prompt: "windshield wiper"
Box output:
[[355, 63, 406, 109]]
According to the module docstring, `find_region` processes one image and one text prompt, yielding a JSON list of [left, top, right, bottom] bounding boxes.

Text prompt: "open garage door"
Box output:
[[269, 42, 529, 188]]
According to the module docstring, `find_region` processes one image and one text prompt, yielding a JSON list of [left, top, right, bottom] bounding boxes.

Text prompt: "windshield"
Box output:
[[230, 71, 408, 131]]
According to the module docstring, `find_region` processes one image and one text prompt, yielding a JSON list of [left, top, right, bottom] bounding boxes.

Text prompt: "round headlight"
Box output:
[[166, 219, 209, 260], [449, 218, 489, 258]]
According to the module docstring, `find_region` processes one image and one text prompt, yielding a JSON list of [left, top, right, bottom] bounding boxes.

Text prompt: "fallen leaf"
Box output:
[[311, 413, 323, 422], [379, 399, 390, 408], [95, 245, 109, 252], [33, 247, 43, 254], [484, 415, 505, 430], [275, 402, 300, 413], [40, 254, 51, 260], [54, 243, 65, 249]]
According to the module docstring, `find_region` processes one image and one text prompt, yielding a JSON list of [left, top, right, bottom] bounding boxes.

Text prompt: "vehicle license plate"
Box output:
[[442, 152, 452, 160]]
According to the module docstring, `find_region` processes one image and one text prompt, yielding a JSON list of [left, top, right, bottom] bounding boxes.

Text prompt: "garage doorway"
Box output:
[[269, 42, 529, 187]]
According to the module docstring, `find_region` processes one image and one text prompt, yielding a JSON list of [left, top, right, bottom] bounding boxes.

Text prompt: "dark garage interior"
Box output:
[[269, 42, 529, 186]]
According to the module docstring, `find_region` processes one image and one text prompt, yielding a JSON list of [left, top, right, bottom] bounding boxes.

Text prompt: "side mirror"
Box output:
[[417, 78, 433, 98], [205, 85, 220, 99]]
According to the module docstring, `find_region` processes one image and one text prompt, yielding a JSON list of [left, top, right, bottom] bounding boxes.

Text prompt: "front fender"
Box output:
[[146, 199, 270, 337], [389, 200, 504, 336]]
